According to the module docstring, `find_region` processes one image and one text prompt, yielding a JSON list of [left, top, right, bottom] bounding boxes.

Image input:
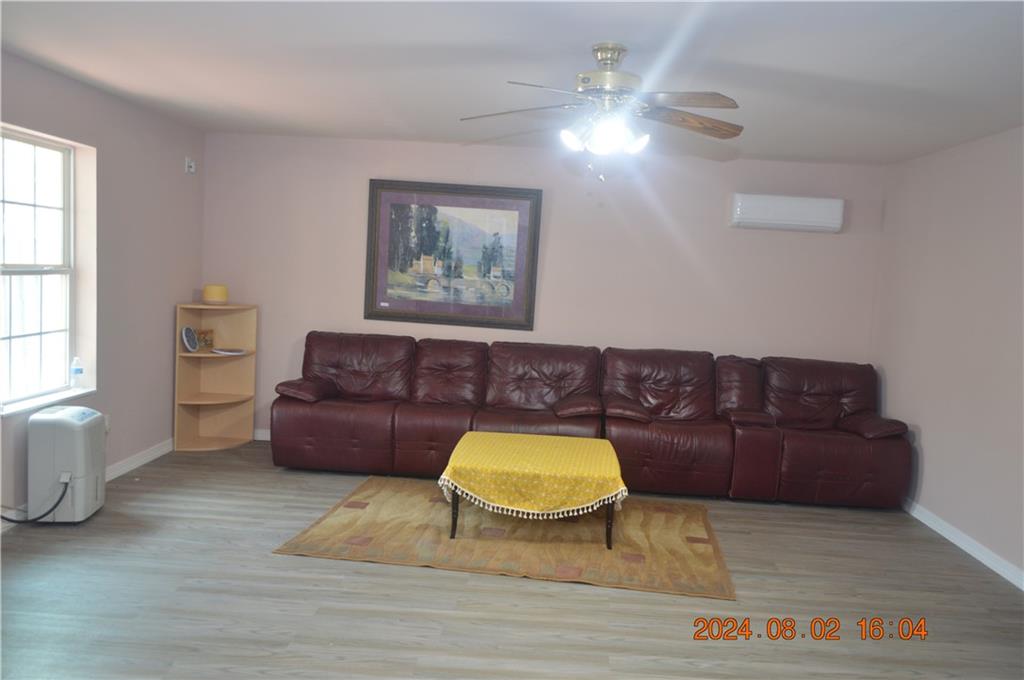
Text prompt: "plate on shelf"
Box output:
[[181, 326, 199, 352], [211, 348, 248, 356]]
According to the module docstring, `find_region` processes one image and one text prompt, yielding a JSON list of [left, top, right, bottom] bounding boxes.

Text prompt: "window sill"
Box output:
[[1, 387, 96, 417]]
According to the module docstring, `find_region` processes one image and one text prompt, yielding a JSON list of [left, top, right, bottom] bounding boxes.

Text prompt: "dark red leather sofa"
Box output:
[[272, 331, 912, 508], [272, 333, 602, 478], [716, 356, 912, 508]]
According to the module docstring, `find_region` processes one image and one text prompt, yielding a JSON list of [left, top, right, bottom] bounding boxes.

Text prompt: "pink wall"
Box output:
[[5, 51, 1019, 585], [1, 54, 205, 508], [201, 133, 888, 431], [875, 127, 1024, 574]]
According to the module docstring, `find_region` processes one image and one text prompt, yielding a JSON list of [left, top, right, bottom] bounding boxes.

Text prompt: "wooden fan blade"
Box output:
[[638, 91, 738, 109], [507, 80, 583, 98], [460, 103, 585, 122], [638, 106, 743, 139]]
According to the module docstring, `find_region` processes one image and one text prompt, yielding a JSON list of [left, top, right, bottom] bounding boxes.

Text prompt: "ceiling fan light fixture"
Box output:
[[624, 132, 650, 155], [561, 112, 651, 156], [584, 116, 634, 155], [559, 127, 586, 152], [465, 44, 742, 152]]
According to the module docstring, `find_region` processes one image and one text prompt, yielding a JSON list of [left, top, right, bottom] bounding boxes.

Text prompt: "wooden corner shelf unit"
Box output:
[[174, 303, 258, 452]]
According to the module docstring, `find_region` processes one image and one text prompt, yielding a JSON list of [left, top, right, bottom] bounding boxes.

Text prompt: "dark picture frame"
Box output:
[[364, 179, 543, 330]]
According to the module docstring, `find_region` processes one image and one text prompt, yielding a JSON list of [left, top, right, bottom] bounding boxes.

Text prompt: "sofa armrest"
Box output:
[[722, 409, 776, 428], [603, 395, 653, 423], [552, 394, 603, 418], [837, 412, 908, 439], [275, 378, 338, 403]]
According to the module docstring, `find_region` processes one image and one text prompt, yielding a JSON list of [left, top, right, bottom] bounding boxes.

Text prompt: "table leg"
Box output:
[[606, 502, 613, 550], [450, 492, 459, 539]]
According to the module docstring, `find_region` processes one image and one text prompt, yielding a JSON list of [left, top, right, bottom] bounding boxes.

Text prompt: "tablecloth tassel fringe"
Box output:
[[437, 477, 628, 520]]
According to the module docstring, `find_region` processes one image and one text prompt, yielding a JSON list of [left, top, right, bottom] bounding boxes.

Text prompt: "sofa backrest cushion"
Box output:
[[302, 331, 415, 401], [602, 348, 716, 420], [412, 338, 488, 406], [486, 342, 600, 411], [715, 355, 764, 414], [762, 357, 877, 429]]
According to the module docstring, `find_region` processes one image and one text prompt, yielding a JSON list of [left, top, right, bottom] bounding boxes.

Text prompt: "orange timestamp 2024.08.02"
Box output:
[[692, 616, 928, 641]]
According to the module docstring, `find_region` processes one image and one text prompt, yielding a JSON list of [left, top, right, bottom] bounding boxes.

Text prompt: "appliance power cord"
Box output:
[[1, 478, 71, 523]]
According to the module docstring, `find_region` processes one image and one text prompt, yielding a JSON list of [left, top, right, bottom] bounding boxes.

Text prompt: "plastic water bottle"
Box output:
[[70, 357, 84, 387]]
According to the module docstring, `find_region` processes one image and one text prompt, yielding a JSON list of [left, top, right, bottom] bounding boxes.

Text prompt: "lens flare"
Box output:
[[625, 133, 651, 155], [585, 117, 631, 155], [559, 128, 585, 152], [561, 115, 650, 156]]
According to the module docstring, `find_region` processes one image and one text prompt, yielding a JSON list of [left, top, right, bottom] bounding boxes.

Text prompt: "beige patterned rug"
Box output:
[[275, 476, 735, 599]]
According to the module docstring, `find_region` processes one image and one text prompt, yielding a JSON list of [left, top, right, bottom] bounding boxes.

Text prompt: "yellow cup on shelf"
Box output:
[[202, 284, 229, 305]]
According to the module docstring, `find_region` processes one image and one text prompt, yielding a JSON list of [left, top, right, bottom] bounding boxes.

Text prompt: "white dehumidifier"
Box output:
[[27, 405, 106, 523]]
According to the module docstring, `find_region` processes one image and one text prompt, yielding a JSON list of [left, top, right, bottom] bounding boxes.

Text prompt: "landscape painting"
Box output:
[[365, 180, 542, 330]]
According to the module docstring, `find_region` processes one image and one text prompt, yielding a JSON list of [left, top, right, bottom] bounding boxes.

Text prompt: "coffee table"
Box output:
[[439, 431, 627, 549]]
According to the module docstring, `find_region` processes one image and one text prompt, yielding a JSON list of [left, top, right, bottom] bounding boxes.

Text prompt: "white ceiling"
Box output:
[[2, 2, 1022, 163]]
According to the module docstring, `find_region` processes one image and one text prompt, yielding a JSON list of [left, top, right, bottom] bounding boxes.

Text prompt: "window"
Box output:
[[1, 131, 74, 406]]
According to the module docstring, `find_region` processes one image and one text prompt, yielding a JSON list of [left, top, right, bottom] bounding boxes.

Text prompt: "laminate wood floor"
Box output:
[[2, 443, 1021, 679]]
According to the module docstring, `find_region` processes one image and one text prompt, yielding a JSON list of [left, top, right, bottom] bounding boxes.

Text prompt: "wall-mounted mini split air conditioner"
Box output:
[[731, 193, 845, 233]]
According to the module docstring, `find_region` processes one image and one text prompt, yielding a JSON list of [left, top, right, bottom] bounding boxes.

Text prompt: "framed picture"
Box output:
[[364, 179, 542, 330]]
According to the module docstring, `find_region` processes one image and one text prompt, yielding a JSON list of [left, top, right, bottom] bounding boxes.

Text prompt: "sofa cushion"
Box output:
[[411, 338, 487, 406], [393, 402, 475, 478], [777, 428, 911, 508], [715, 355, 764, 414], [270, 397, 396, 474], [552, 394, 603, 418], [602, 348, 716, 420], [605, 418, 733, 496], [763, 357, 877, 430], [603, 395, 653, 423], [485, 342, 600, 411], [473, 408, 601, 438], [302, 331, 415, 401]]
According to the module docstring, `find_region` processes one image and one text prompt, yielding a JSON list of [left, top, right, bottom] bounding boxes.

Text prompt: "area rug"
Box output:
[[275, 476, 735, 600]]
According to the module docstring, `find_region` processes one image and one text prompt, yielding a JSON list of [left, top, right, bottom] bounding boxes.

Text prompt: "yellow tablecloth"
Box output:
[[438, 431, 628, 520]]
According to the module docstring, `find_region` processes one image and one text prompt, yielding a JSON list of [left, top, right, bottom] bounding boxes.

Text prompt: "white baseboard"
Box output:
[[905, 499, 1023, 590], [3, 438, 172, 529], [105, 438, 174, 482], [1, 503, 27, 532], [254, 428, 270, 441]]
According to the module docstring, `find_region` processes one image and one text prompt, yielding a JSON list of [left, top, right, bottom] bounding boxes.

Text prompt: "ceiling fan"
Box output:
[[461, 42, 743, 155]]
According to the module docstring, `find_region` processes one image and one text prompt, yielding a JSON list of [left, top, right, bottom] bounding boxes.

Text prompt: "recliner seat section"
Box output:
[[601, 348, 734, 496], [271, 331, 913, 509], [271, 332, 415, 474], [393, 338, 487, 477], [472, 341, 602, 437], [717, 355, 912, 508], [764, 357, 911, 508]]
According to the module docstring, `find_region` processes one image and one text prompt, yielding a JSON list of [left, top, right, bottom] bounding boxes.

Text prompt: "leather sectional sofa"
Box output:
[[272, 331, 912, 508]]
